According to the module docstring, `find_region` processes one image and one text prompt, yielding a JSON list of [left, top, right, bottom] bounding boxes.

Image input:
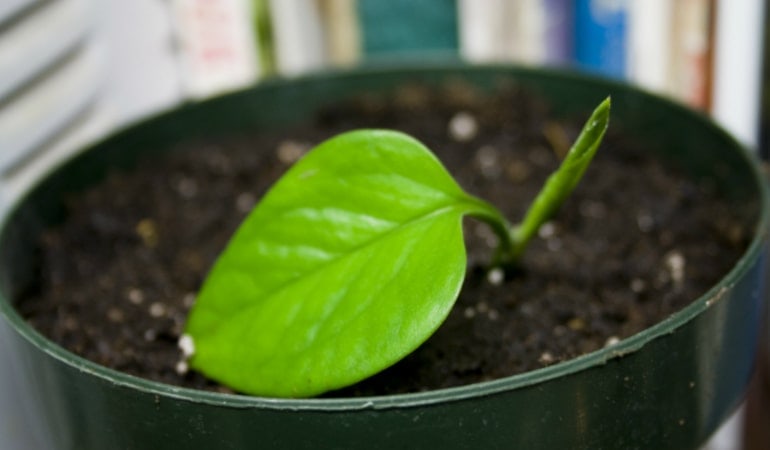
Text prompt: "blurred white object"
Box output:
[[458, 0, 571, 65], [712, 0, 765, 149], [269, 0, 327, 75], [171, 0, 260, 98], [0, 0, 97, 176], [1, 0, 264, 205], [628, 0, 672, 92]]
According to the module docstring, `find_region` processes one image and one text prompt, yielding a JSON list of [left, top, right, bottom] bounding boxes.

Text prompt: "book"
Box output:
[[268, 0, 326, 75], [171, 0, 260, 97], [669, 0, 714, 110], [317, 0, 361, 67], [458, 0, 571, 65], [711, 0, 764, 148], [357, 0, 458, 61], [628, 0, 672, 92], [573, 0, 629, 79]]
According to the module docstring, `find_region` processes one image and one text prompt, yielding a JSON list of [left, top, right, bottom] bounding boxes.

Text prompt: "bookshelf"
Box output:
[[263, 0, 765, 150]]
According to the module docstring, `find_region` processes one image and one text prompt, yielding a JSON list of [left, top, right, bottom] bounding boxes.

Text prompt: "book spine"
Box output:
[[268, 0, 326, 75], [627, 0, 672, 92], [573, 0, 629, 79], [541, 0, 572, 65], [669, 0, 714, 110], [711, 0, 765, 148], [358, 0, 458, 60], [459, 0, 571, 65], [458, 0, 518, 63], [171, 0, 259, 97], [317, 0, 361, 67]]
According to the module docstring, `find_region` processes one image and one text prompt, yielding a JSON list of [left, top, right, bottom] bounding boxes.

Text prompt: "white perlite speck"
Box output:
[[538, 222, 556, 239], [148, 302, 166, 318], [448, 112, 478, 142], [236, 192, 257, 213], [475, 145, 501, 178], [127, 288, 145, 305], [178, 334, 196, 359], [175, 360, 189, 376], [665, 251, 686, 285], [276, 140, 309, 164], [487, 267, 504, 286]]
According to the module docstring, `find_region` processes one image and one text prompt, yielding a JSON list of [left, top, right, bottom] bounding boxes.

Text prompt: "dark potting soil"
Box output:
[[18, 81, 755, 397]]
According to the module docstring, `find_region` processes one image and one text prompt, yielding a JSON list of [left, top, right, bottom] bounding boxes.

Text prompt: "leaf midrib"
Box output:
[[220, 196, 478, 328]]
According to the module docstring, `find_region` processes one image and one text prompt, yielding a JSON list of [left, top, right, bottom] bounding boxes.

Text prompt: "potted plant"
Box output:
[[0, 64, 768, 449]]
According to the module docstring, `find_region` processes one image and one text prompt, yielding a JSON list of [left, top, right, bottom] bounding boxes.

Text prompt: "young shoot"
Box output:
[[182, 97, 611, 398]]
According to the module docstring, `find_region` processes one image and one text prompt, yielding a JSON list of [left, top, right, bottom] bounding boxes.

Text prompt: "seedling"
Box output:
[[182, 97, 611, 397]]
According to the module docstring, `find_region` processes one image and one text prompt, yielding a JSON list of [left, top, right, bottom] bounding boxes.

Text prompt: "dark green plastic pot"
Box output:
[[1, 64, 768, 450]]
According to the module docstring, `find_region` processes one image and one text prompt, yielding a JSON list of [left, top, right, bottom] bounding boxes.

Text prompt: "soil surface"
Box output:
[[18, 82, 755, 397]]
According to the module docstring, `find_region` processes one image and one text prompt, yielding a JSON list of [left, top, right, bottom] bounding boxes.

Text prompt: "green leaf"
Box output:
[[185, 129, 507, 397], [508, 96, 611, 260]]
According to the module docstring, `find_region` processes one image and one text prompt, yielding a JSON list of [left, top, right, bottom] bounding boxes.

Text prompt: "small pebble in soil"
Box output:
[[538, 222, 557, 239], [107, 307, 124, 323], [448, 111, 478, 142], [665, 250, 686, 286], [579, 200, 607, 219], [487, 268, 504, 286], [539, 352, 555, 364], [175, 360, 189, 376], [175, 178, 198, 198], [463, 307, 476, 319], [182, 292, 196, 308], [126, 288, 145, 305], [505, 159, 531, 183], [236, 192, 257, 213], [144, 329, 157, 342], [276, 140, 309, 165], [604, 336, 621, 347], [475, 146, 502, 179], [179, 334, 195, 358], [149, 302, 167, 318], [567, 317, 586, 331], [636, 211, 655, 233], [546, 238, 563, 252], [630, 278, 647, 293], [62, 316, 78, 331], [135, 219, 159, 248]]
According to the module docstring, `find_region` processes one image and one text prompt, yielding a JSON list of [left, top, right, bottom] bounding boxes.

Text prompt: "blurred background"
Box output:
[[0, 1, 767, 448]]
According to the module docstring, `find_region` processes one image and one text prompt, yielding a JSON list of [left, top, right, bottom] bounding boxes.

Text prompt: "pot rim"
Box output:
[[1, 62, 768, 411]]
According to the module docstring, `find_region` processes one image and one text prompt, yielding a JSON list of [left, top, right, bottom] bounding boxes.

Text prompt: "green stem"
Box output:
[[506, 96, 611, 264]]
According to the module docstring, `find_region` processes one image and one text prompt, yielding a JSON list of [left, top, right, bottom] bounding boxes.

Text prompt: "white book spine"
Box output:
[[172, 0, 259, 98], [712, 0, 765, 149], [628, 0, 672, 93], [269, 0, 326, 76]]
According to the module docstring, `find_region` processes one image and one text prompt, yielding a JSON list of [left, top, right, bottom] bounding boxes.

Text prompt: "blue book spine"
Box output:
[[573, 0, 628, 79], [543, 0, 574, 65]]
